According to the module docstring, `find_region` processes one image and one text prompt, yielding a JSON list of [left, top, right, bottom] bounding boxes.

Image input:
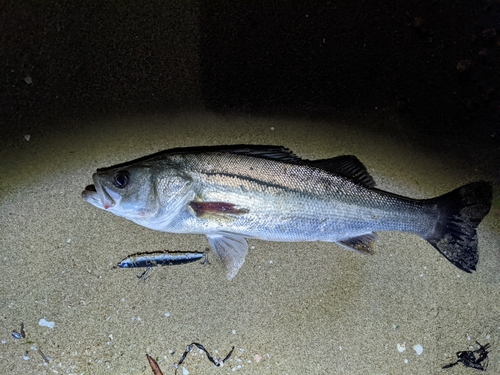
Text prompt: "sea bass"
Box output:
[[82, 145, 492, 279]]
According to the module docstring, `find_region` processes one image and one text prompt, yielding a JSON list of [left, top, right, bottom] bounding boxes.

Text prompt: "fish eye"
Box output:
[[113, 170, 130, 189]]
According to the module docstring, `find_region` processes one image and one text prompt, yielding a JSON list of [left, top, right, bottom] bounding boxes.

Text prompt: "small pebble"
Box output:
[[39, 318, 55, 329], [397, 343, 406, 353], [24, 134, 30, 141], [24, 76, 32, 84]]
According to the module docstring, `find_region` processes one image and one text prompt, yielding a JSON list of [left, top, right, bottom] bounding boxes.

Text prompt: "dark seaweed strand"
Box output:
[[442, 342, 490, 370], [174, 342, 235, 371], [38, 348, 50, 363]]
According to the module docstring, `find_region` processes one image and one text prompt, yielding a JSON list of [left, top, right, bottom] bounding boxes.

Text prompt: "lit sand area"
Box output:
[[1, 113, 498, 374]]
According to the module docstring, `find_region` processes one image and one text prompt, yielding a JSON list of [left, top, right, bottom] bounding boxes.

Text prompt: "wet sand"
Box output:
[[1, 113, 499, 374]]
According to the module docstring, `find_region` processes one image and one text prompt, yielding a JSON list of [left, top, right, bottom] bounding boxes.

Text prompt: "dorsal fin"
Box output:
[[97, 145, 302, 172], [226, 147, 376, 189], [225, 145, 303, 163], [311, 155, 376, 188]]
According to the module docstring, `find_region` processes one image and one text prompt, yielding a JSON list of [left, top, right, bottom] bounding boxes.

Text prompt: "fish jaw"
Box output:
[[82, 185, 104, 210], [82, 173, 122, 211]]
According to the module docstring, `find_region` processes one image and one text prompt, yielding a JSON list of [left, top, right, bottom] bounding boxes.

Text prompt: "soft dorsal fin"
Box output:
[[227, 147, 376, 188], [311, 155, 376, 188], [227, 148, 376, 189]]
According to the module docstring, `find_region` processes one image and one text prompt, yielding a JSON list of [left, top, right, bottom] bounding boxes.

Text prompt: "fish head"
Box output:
[[82, 165, 158, 220], [82, 160, 193, 228]]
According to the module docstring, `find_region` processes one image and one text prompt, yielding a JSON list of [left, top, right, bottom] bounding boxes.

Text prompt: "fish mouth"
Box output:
[[81, 174, 117, 210], [82, 184, 104, 209]]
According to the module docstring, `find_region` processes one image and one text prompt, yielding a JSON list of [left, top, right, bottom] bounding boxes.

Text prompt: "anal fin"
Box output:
[[337, 233, 378, 254]]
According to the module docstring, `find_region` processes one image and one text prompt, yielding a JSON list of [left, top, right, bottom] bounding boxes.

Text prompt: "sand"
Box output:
[[1, 112, 498, 374]]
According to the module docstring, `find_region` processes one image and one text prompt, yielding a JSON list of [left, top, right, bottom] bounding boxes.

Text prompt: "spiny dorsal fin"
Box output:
[[225, 145, 303, 163], [98, 145, 301, 172], [311, 155, 376, 188]]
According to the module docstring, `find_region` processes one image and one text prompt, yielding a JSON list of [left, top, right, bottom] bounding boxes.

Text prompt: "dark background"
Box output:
[[2, 1, 500, 167]]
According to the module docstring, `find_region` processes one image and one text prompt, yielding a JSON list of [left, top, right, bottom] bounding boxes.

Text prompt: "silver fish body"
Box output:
[[82, 145, 492, 279]]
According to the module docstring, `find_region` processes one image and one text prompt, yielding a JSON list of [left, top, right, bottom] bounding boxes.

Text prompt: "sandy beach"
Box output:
[[1, 113, 498, 374], [2, 2, 500, 373]]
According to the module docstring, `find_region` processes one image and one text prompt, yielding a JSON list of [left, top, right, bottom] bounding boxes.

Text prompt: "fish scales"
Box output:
[[173, 152, 436, 239]]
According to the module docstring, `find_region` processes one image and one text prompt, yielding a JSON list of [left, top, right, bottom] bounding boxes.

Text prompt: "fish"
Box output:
[[82, 145, 492, 280]]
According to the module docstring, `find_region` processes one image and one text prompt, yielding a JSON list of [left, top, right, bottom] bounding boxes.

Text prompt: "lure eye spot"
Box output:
[[113, 170, 130, 189]]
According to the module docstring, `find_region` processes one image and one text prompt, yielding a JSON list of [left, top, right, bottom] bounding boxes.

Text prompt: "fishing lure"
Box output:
[[117, 251, 207, 269]]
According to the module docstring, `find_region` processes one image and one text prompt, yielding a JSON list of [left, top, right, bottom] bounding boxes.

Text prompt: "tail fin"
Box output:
[[424, 181, 492, 273]]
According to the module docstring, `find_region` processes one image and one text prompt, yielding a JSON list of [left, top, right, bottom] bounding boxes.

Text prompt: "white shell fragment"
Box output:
[[397, 342, 406, 352], [39, 318, 55, 329], [24, 76, 32, 84], [24, 134, 30, 141], [413, 344, 423, 355]]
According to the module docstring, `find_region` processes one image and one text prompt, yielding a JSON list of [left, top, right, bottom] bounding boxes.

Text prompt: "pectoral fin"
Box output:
[[206, 233, 249, 280], [190, 201, 249, 217], [337, 233, 378, 254]]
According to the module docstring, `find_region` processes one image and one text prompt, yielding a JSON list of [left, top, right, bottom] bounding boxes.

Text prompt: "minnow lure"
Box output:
[[117, 251, 206, 269]]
